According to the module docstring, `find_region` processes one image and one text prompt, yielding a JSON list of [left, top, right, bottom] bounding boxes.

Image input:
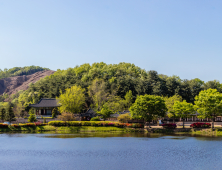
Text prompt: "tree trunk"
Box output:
[[173, 115, 175, 124], [183, 119, 185, 129], [149, 121, 151, 128], [212, 117, 214, 129]]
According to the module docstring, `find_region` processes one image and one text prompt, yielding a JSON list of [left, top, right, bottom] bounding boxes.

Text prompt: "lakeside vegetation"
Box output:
[[1, 63, 222, 131]]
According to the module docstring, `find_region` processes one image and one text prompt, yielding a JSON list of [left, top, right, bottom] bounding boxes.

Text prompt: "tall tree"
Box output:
[[173, 100, 195, 128], [130, 95, 167, 127], [58, 85, 85, 113], [194, 88, 222, 129], [164, 95, 182, 123], [88, 79, 108, 111]]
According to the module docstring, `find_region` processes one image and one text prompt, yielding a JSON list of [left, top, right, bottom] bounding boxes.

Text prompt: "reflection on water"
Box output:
[[1, 132, 222, 170]]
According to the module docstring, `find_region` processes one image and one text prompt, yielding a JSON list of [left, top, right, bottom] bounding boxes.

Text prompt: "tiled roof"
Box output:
[[29, 98, 60, 108]]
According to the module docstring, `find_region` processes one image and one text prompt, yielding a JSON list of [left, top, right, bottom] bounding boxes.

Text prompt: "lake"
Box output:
[[0, 132, 221, 170]]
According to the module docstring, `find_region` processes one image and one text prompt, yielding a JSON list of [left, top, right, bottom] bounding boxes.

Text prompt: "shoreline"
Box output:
[[1, 125, 222, 136]]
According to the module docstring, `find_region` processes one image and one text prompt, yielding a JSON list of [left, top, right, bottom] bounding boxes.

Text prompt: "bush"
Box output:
[[90, 117, 100, 121], [190, 122, 211, 128], [161, 123, 177, 129], [11, 124, 20, 128], [26, 123, 35, 127], [117, 113, 131, 123], [0, 123, 8, 128], [28, 114, 37, 122], [58, 113, 76, 121]]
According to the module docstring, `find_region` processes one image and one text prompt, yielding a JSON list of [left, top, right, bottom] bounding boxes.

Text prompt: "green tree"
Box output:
[[130, 95, 167, 127], [98, 105, 113, 121], [194, 88, 222, 129], [173, 100, 195, 128], [58, 85, 85, 113], [5, 103, 15, 123], [164, 95, 182, 123], [52, 107, 58, 118], [88, 79, 108, 111], [124, 90, 133, 109], [0, 108, 6, 122], [28, 108, 37, 122]]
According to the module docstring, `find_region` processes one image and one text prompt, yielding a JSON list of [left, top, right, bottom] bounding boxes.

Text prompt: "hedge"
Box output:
[[48, 121, 144, 128]]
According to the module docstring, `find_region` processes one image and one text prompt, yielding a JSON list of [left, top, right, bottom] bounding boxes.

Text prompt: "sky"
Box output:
[[0, 0, 222, 82]]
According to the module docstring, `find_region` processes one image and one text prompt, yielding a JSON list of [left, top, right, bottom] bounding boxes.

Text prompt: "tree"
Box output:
[[88, 79, 108, 111], [13, 103, 25, 118], [194, 88, 222, 129], [52, 107, 58, 118], [5, 103, 15, 123], [98, 104, 113, 121], [173, 100, 195, 128], [58, 85, 85, 113], [164, 95, 182, 123], [124, 90, 133, 109], [130, 95, 167, 127], [28, 108, 37, 122], [0, 108, 6, 122]]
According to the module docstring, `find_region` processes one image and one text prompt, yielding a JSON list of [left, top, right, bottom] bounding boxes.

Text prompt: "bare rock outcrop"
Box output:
[[0, 70, 55, 96]]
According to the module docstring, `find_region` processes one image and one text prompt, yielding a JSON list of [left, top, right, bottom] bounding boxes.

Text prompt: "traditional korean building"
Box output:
[[29, 98, 60, 115]]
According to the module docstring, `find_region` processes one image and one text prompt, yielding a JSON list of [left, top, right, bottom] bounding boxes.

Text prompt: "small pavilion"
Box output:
[[29, 98, 60, 115]]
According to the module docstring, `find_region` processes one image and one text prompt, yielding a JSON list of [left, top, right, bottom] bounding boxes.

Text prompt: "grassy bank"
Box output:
[[0, 125, 143, 133]]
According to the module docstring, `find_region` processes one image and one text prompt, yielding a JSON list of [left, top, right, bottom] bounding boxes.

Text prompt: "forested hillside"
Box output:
[[16, 62, 222, 111], [0, 66, 49, 79]]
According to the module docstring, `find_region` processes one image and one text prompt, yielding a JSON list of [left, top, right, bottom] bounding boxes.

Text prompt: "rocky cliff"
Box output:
[[0, 70, 55, 96]]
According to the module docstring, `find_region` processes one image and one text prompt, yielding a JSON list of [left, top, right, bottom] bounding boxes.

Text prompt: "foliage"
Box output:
[[52, 107, 58, 118], [173, 100, 195, 128], [130, 95, 167, 124], [190, 122, 211, 128], [117, 113, 132, 123], [28, 114, 37, 122], [43, 118, 46, 123], [58, 85, 85, 113], [164, 95, 182, 122], [194, 88, 222, 128], [90, 117, 100, 121], [0, 66, 49, 79], [57, 113, 76, 121], [0, 108, 5, 122], [4, 103, 15, 123], [48, 121, 144, 128], [97, 105, 113, 120]]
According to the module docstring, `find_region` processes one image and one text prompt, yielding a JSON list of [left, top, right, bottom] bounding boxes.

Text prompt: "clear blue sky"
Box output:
[[0, 0, 221, 82]]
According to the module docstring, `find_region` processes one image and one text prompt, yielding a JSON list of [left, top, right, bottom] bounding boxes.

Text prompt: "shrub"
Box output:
[[28, 114, 37, 122], [26, 123, 35, 127], [43, 118, 46, 123], [190, 122, 211, 128], [58, 113, 76, 121], [0, 123, 8, 128], [11, 124, 19, 128], [90, 117, 100, 121], [81, 121, 91, 126], [117, 113, 131, 123]]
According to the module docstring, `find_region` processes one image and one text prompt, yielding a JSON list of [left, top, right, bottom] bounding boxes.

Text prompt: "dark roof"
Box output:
[[29, 98, 60, 108]]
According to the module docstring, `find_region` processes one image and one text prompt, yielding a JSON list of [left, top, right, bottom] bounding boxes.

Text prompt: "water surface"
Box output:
[[0, 132, 221, 170]]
